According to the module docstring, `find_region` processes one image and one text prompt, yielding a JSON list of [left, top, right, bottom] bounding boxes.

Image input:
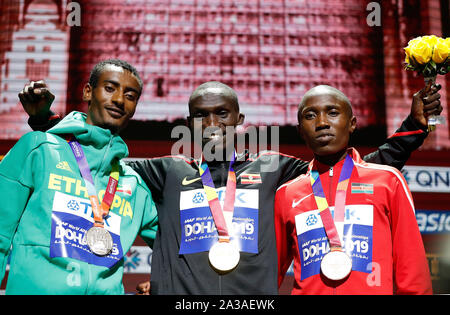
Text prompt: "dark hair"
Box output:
[[188, 81, 239, 111], [89, 59, 143, 96], [298, 85, 353, 118]]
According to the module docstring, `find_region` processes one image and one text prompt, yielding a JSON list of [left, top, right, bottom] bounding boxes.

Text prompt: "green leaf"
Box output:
[[429, 60, 437, 70]]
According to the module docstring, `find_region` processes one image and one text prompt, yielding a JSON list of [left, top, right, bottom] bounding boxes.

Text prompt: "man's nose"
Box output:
[[112, 91, 124, 107], [204, 113, 220, 127], [315, 112, 329, 129]]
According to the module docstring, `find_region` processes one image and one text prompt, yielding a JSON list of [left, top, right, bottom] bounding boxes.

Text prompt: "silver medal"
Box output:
[[85, 226, 113, 256]]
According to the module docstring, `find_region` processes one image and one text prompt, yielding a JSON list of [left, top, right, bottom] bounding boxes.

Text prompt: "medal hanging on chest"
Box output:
[[310, 154, 355, 281], [198, 153, 240, 273], [68, 138, 119, 257]]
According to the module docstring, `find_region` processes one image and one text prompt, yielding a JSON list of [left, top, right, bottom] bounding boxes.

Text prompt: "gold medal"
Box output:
[[208, 241, 240, 273]]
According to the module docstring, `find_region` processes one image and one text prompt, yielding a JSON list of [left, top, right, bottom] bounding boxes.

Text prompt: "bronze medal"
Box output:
[[320, 250, 352, 281]]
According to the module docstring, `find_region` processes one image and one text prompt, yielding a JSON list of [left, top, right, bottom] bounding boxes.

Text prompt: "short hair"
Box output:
[[298, 85, 353, 117], [188, 81, 239, 110], [89, 59, 143, 96]]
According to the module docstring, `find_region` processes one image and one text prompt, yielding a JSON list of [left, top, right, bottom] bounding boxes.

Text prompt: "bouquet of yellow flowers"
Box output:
[[404, 35, 450, 77], [404, 35, 449, 131]]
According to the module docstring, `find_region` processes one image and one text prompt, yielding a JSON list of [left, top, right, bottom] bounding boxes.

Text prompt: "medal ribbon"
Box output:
[[198, 153, 237, 243], [68, 138, 119, 228], [310, 154, 354, 251]]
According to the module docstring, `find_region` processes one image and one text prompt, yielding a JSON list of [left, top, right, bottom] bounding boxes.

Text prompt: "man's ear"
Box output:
[[237, 113, 245, 125], [82, 83, 92, 103], [349, 115, 357, 134]]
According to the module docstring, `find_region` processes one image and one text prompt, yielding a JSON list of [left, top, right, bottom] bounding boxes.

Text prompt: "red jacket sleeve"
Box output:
[[274, 186, 294, 289], [389, 169, 432, 294]]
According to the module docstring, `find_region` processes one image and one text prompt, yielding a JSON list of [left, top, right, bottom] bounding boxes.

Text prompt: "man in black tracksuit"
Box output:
[[22, 79, 442, 294]]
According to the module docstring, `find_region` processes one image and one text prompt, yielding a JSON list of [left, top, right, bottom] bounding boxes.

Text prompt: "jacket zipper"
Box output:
[[96, 135, 114, 182], [329, 166, 334, 206], [329, 166, 338, 295], [87, 136, 113, 292]]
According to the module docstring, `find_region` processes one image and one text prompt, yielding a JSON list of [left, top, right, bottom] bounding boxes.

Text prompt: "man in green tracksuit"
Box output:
[[0, 59, 158, 294]]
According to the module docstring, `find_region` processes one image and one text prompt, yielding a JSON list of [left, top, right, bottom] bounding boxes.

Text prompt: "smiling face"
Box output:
[[188, 86, 244, 158], [84, 64, 141, 134], [297, 88, 356, 164]]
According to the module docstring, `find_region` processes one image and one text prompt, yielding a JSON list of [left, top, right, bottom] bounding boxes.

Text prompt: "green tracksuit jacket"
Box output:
[[0, 111, 158, 294]]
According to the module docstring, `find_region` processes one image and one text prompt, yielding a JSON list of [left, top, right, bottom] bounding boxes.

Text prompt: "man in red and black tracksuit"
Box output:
[[275, 85, 432, 294], [23, 80, 439, 294]]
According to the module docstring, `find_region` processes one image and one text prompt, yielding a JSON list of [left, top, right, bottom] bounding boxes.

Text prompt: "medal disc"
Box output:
[[320, 250, 352, 281], [86, 226, 113, 256], [208, 241, 240, 273]]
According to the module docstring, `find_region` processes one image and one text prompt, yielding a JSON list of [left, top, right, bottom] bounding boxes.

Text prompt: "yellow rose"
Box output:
[[445, 37, 450, 49], [406, 38, 433, 64], [404, 37, 423, 64], [407, 37, 423, 46], [404, 46, 412, 63], [422, 35, 439, 47], [432, 38, 450, 63], [403, 37, 420, 63]]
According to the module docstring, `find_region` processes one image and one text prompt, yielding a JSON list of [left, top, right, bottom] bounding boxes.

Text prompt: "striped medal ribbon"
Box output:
[[310, 154, 354, 281], [68, 137, 119, 256], [198, 153, 240, 273]]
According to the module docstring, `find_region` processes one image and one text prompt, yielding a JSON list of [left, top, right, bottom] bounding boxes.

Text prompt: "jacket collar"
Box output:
[[48, 111, 129, 172], [308, 147, 362, 174]]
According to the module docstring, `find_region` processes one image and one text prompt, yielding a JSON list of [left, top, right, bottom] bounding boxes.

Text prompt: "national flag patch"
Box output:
[[117, 184, 132, 196], [240, 173, 262, 184], [351, 183, 373, 194]]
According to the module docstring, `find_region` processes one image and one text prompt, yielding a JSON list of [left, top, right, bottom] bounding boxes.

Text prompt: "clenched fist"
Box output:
[[18, 80, 55, 117]]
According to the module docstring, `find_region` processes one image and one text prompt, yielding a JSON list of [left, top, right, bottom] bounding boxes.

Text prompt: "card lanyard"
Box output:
[[198, 152, 236, 243], [310, 154, 354, 251], [67, 138, 119, 228]]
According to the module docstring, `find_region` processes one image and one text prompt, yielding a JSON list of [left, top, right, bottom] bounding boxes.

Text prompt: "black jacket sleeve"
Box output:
[[362, 115, 428, 170], [125, 158, 167, 202], [277, 154, 309, 186], [28, 110, 61, 132]]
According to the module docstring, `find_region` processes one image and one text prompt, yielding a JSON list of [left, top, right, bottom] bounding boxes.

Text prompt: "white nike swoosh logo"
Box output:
[[292, 193, 313, 208], [182, 176, 202, 185]]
